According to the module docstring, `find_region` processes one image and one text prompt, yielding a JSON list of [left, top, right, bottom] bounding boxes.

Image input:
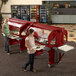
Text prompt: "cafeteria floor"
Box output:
[[0, 24, 76, 76]]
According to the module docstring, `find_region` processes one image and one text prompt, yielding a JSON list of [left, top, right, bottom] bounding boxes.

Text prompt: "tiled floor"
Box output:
[[52, 24, 76, 42], [0, 25, 76, 76]]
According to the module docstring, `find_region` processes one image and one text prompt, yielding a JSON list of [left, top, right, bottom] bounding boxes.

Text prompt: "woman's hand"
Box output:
[[30, 48, 34, 51], [7, 35, 10, 38]]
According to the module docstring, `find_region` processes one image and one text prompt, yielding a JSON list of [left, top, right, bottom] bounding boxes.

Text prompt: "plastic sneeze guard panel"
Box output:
[[58, 44, 75, 52], [30, 27, 52, 45], [8, 22, 22, 28]]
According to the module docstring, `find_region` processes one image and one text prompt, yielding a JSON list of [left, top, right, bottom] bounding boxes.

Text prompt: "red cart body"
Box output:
[[7, 18, 68, 65], [8, 18, 33, 50]]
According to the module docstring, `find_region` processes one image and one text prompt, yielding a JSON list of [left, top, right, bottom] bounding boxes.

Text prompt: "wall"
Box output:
[[1, 0, 42, 18], [52, 15, 76, 23]]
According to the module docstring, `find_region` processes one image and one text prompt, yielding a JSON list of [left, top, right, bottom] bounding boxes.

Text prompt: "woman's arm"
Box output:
[[2, 23, 4, 33], [25, 40, 29, 48]]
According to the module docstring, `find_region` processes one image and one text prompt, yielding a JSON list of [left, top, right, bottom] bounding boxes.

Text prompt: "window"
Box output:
[[64, 3, 71, 8], [53, 3, 59, 8]]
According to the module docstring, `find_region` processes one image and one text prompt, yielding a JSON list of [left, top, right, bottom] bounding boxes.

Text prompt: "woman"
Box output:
[[2, 18, 10, 55], [24, 29, 36, 72]]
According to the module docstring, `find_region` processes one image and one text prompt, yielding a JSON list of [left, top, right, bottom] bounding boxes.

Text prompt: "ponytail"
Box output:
[[27, 29, 34, 36]]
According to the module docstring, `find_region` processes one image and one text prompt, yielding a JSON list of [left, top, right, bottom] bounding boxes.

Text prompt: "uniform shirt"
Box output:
[[2, 23, 10, 36], [25, 36, 36, 54]]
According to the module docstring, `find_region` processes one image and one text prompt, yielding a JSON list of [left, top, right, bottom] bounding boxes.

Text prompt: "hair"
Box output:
[[4, 18, 9, 24], [27, 29, 34, 36]]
